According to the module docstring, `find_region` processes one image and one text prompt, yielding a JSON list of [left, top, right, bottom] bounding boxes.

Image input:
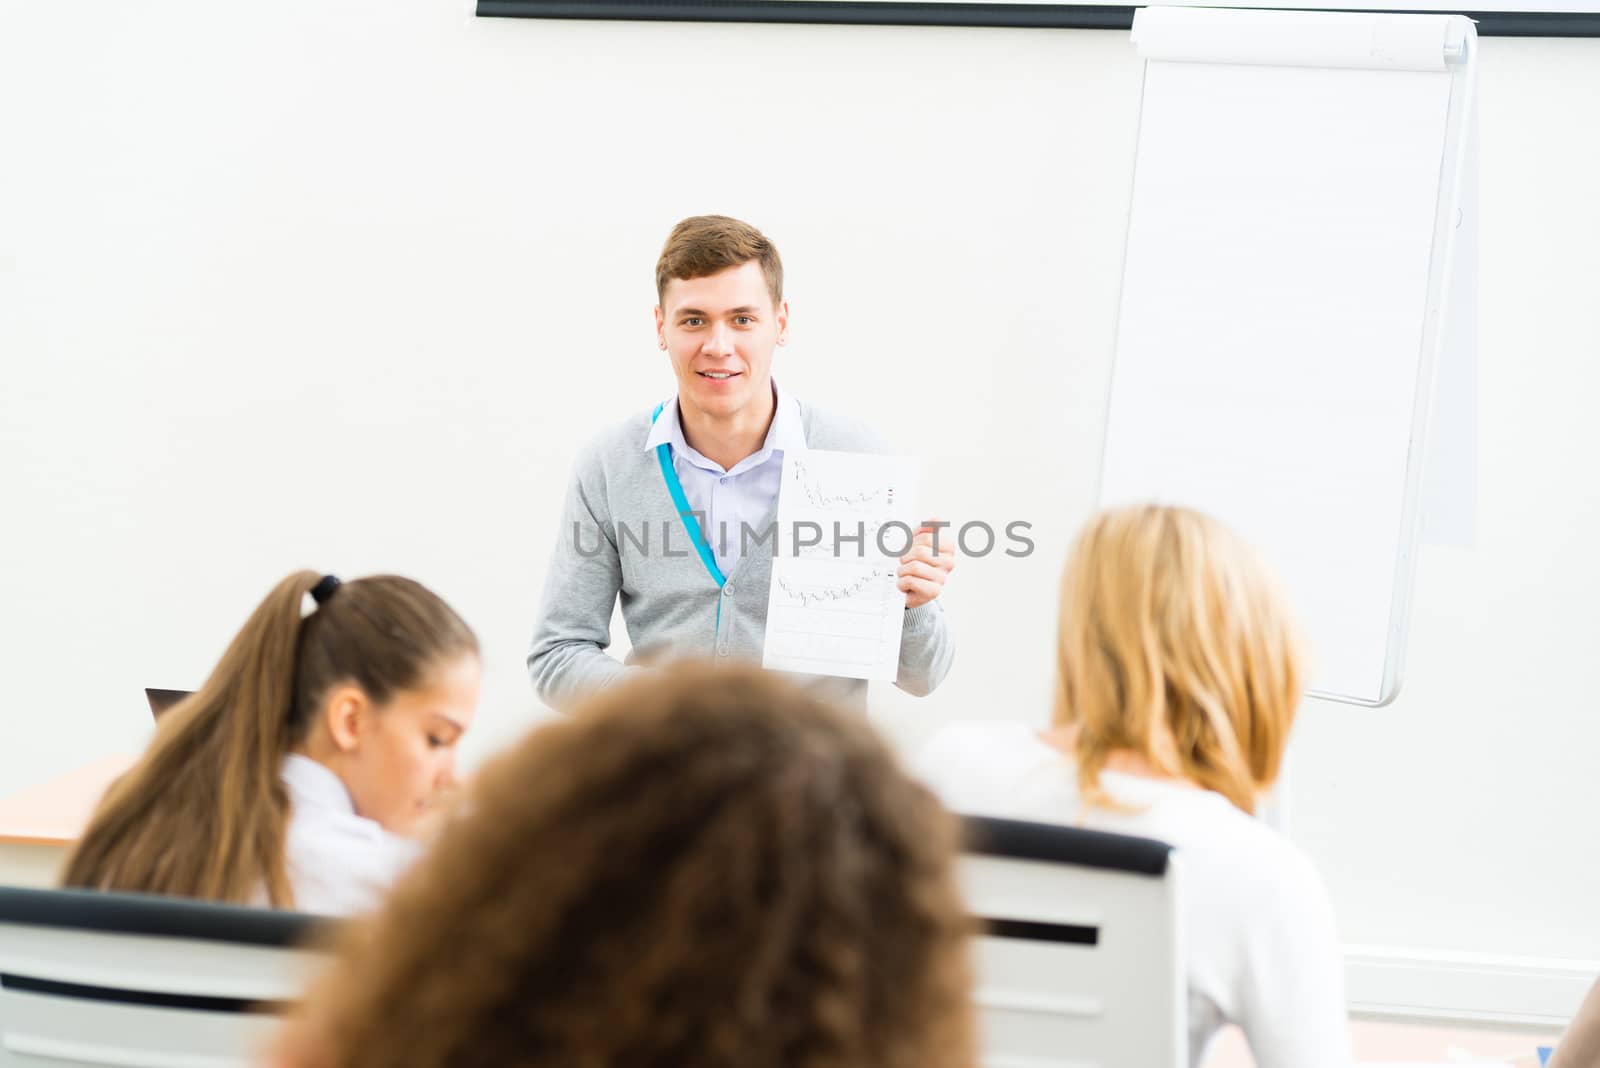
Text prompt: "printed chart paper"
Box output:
[[762, 449, 917, 681]]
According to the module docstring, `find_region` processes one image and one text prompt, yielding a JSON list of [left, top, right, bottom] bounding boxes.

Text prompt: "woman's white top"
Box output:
[[913, 721, 1351, 1068], [280, 754, 421, 916]]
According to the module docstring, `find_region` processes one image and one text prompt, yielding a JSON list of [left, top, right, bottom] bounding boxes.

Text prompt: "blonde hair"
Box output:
[[1053, 505, 1305, 814]]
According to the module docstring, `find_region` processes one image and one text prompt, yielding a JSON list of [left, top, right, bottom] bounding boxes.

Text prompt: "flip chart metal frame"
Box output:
[[1368, 20, 1478, 706], [1095, 12, 1478, 706]]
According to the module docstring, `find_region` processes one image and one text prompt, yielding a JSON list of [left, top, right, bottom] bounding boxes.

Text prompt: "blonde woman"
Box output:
[[916, 504, 1350, 1068]]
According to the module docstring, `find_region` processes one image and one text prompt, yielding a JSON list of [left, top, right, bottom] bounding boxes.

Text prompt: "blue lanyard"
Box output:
[[651, 403, 728, 638]]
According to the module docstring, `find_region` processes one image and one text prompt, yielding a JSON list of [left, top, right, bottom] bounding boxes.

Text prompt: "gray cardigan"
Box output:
[[528, 401, 955, 712]]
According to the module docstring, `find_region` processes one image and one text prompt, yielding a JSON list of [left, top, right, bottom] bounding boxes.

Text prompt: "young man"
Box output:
[[528, 215, 956, 712]]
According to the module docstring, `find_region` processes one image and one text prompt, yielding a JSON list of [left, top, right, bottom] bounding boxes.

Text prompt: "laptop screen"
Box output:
[[144, 687, 193, 720]]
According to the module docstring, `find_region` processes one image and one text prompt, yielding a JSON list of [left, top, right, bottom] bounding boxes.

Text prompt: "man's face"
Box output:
[[655, 260, 788, 424]]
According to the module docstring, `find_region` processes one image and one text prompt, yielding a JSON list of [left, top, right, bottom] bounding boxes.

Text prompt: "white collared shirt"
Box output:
[[280, 753, 421, 916], [643, 381, 806, 577]]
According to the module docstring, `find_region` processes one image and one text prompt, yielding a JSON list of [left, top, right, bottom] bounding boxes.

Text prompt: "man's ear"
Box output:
[[654, 304, 667, 350], [323, 684, 370, 753], [776, 299, 790, 344]]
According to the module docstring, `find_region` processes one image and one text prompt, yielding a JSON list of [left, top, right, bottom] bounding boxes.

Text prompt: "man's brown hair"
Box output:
[[655, 214, 784, 308], [281, 661, 976, 1068]]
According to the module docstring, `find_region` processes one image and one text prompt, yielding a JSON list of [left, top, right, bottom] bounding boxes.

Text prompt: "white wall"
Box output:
[[2, 0, 1597, 1020]]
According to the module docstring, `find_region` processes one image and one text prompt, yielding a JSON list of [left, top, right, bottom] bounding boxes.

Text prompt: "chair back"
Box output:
[[962, 815, 1185, 1068], [0, 886, 336, 1068]]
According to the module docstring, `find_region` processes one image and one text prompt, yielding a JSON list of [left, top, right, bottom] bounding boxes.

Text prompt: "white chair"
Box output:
[[961, 815, 1185, 1068], [0, 886, 337, 1068]]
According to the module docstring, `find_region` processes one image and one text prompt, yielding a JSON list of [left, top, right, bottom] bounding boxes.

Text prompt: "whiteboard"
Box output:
[[1098, 8, 1478, 705]]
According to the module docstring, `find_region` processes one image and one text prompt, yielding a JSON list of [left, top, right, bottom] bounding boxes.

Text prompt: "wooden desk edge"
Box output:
[[0, 832, 77, 848], [0, 754, 137, 849]]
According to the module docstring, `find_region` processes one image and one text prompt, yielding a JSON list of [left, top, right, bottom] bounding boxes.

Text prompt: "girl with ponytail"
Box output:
[[915, 505, 1352, 1068], [62, 571, 480, 915]]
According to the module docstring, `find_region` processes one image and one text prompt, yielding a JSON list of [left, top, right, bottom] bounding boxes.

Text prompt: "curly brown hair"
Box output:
[[284, 661, 976, 1068]]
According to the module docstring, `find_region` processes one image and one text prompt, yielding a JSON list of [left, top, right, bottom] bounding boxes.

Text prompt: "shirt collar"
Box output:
[[765, 381, 807, 455], [281, 753, 359, 818], [644, 380, 807, 474]]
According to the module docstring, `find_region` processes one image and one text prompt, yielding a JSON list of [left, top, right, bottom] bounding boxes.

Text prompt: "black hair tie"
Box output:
[[310, 574, 342, 605]]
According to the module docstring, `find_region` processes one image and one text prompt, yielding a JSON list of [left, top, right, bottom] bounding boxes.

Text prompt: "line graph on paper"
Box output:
[[767, 564, 903, 673], [765, 449, 919, 681], [788, 456, 897, 513], [775, 567, 895, 609]]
